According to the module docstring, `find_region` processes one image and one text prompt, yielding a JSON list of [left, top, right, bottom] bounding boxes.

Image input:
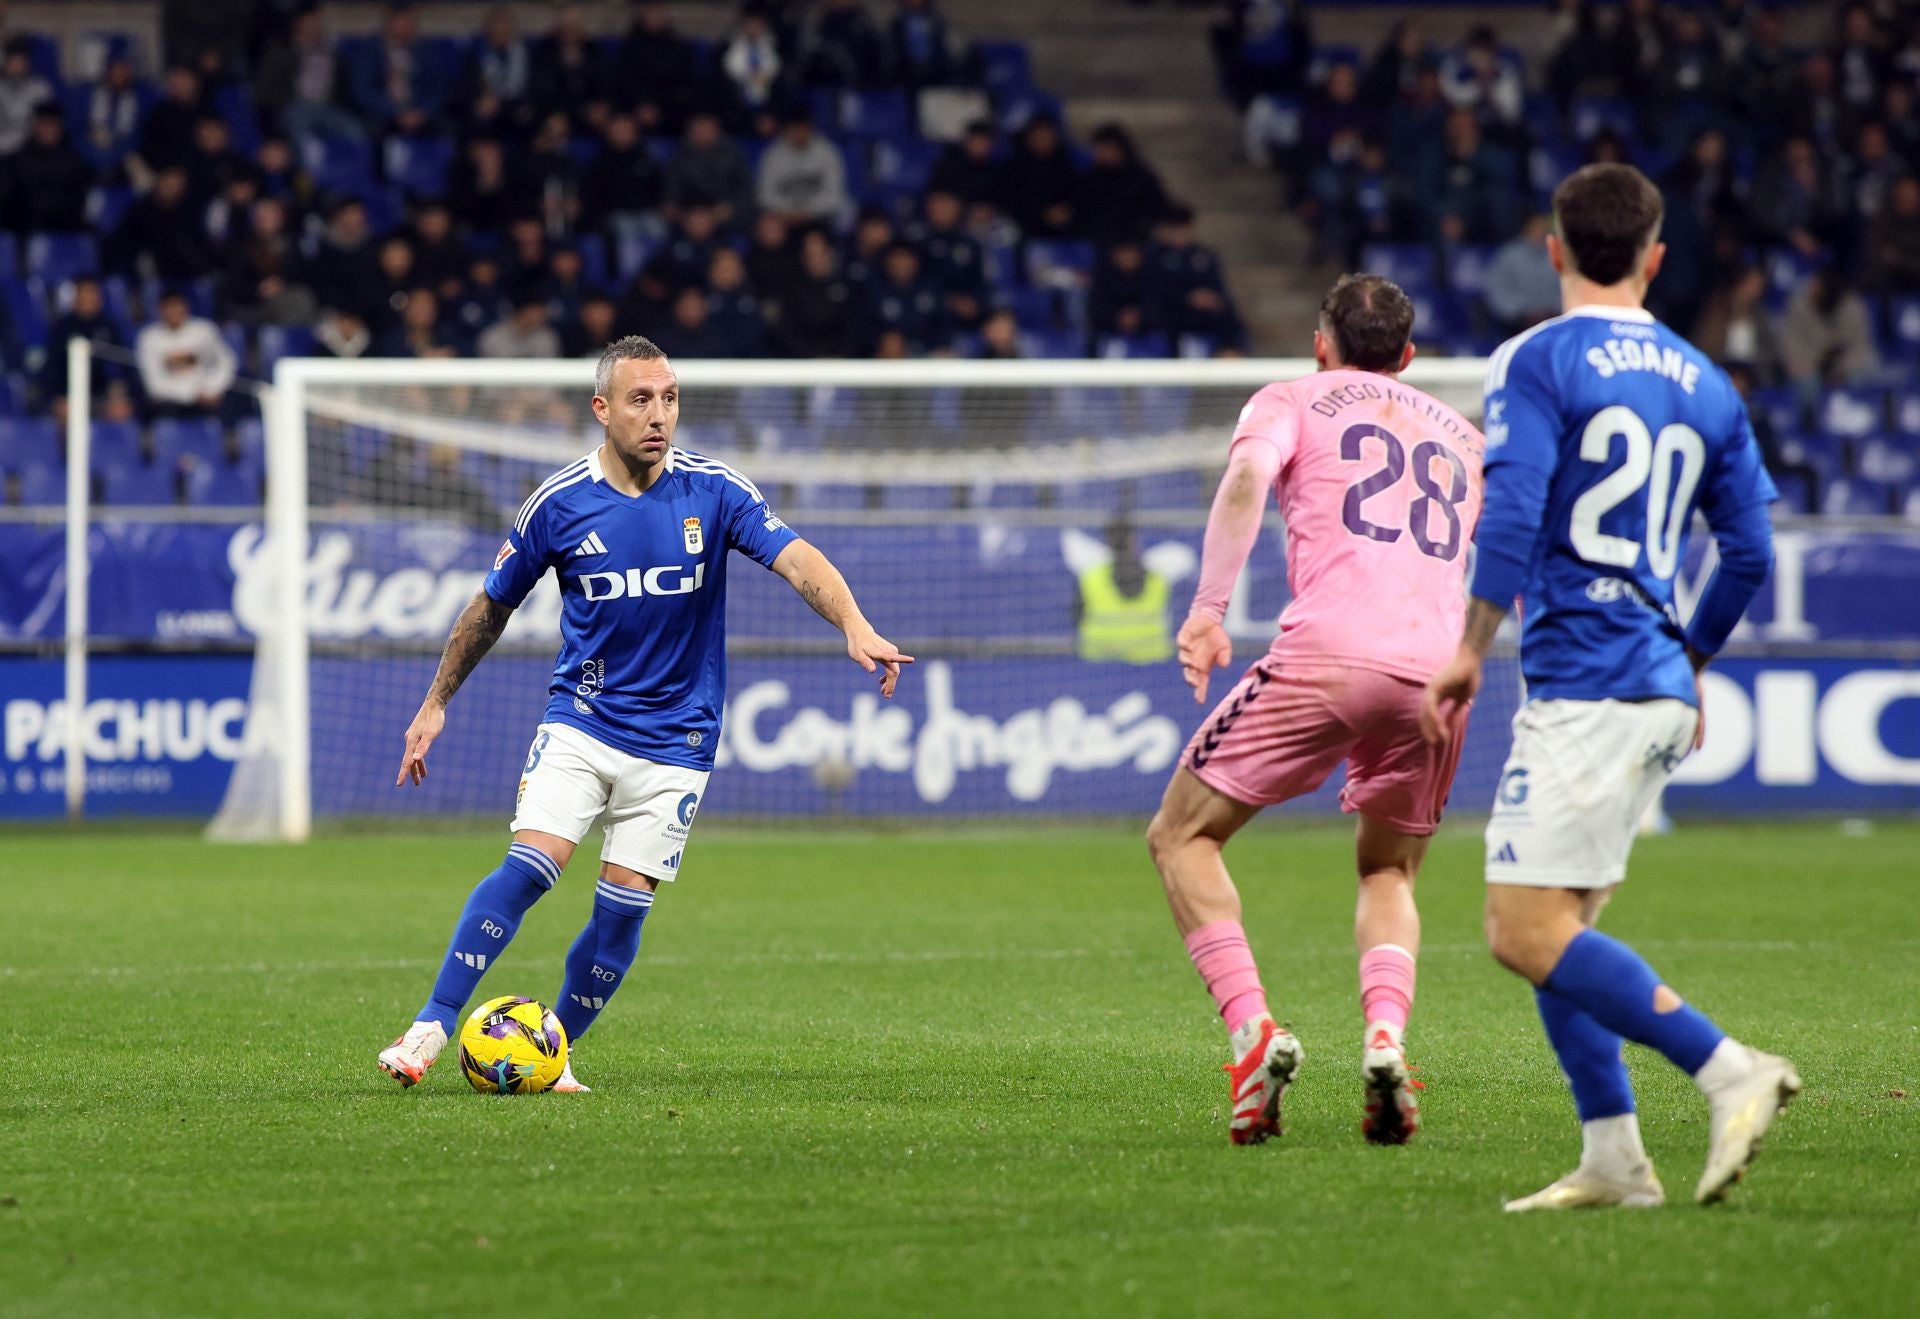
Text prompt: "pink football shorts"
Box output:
[[1183, 659, 1468, 836]]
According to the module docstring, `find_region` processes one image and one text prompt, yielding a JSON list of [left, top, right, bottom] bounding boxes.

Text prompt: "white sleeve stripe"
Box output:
[[513, 461, 592, 533], [1484, 315, 1565, 394], [674, 451, 765, 503]]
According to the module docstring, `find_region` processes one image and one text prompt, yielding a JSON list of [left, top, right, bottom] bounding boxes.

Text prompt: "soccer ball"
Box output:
[[458, 996, 568, 1094]]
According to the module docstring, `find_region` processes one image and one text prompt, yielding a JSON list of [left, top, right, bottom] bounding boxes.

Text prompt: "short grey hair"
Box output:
[[594, 334, 669, 397]]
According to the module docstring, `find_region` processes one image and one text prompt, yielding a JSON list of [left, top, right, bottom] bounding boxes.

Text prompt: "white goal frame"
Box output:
[[244, 355, 1492, 841]]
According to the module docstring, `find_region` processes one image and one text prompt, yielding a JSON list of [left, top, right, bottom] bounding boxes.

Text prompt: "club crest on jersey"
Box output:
[[493, 540, 517, 571], [683, 517, 704, 553]]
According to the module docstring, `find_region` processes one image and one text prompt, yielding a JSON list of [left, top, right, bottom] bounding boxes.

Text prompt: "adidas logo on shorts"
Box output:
[[1491, 841, 1519, 864]]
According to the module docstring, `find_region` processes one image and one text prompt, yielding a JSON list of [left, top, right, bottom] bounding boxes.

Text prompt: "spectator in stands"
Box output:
[[1780, 268, 1879, 404], [116, 167, 217, 280], [566, 294, 618, 358], [307, 198, 385, 323], [769, 227, 858, 356], [618, 0, 702, 132], [1881, 82, 1920, 169], [706, 248, 766, 356], [579, 114, 659, 248], [407, 201, 466, 295], [501, 215, 549, 290], [866, 242, 947, 354], [660, 285, 726, 357], [843, 206, 894, 291], [183, 115, 250, 213], [907, 188, 986, 329], [998, 115, 1078, 239], [747, 210, 798, 296], [930, 120, 1002, 220], [1725, 361, 1821, 514], [1617, 0, 1668, 88], [136, 290, 237, 421], [314, 305, 373, 358], [1863, 174, 1920, 293], [1426, 107, 1516, 241], [1384, 60, 1446, 183], [258, 8, 363, 147], [1752, 136, 1851, 260], [666, 111, 755, 226], [464, 6, 534, 137], [1786, 53, 1848, 152], [136, 64, 205, 173], [1831, 3, 1889, 114], [40, 278, 125, 420], [722, 8, 784, 115], [222, 195, 316, 327], [890, 0, 951, 89], [252, 136, 308, 207], [521, 111, 583, 236], [1076, 124, 1171, 246], [1439, 26, 1523, 135], [1151, 205, 1243, 351], [533, 5, 609, 126], [448, 255, 506, 345], [1483, 213, 1561, 335], [1090, 239, 1153, 341], [1694, 265, 1784, 386], [542, 244, 592, 327], [1663, 128, 1742, 236], [974, 308, 1023, 359], [0, 36, 49, 155], [1546, 0, 1625, 108], [1847, 121, 1906, 222], [5, 106, 92, 233], [803, 0, 885, 88], [1733, 9, 1796, 127], [757, 109, 850, 226], [1361, 20, 1433, 107], [372, 236, 418, 332], [649, 204, 722, 293], [378, 287, 458, 358], [448, 136, 516, 236], [1652, 9, 1726, 145], [344, 2, 449, 138], [82, 55, 145, 170], [479, 294, 561, 359], [1304, 128, 1389, 266]]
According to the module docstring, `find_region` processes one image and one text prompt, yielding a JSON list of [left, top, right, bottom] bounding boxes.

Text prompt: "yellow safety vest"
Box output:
[[1078, 565, 1172, 663]]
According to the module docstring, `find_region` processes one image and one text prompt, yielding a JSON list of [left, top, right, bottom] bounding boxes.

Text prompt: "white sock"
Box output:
[[1580, 1113, 1648, 1175], [1228, 1013, 1273, 1063], [1693, 1037, 1755, 1094]]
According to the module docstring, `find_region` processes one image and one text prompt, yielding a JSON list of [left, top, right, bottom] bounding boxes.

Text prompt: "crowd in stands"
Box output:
[[0, 0, 1249, 507], [1219, 0, 1920, 516]]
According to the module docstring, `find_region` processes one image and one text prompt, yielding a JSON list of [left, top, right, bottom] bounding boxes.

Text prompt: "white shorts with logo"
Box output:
[[510, 722, 709, 881], [1484, 697, 1699, 890]]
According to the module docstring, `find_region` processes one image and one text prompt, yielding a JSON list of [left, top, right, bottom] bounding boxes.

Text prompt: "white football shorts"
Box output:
[[510, 721, 709, 881], [1483, 697, 1699, 890]]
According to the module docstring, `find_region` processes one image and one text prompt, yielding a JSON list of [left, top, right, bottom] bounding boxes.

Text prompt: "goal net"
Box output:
[[209, 358, 1509, 840]]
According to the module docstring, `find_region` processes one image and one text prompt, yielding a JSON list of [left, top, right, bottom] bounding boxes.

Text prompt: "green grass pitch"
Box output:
[[3, 819, 1916, 1317]]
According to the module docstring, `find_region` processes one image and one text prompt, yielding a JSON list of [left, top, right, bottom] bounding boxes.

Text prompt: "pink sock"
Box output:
[[1184, 920, 1269, 1033], [1359, 943, 1416, 1033]]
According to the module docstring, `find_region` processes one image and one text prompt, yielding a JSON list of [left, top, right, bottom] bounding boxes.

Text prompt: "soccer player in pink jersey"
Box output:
[[1145, 275, 1486, 1146]]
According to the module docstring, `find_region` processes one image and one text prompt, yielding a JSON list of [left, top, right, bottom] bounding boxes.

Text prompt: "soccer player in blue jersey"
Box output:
[[1421, 165, 1799, 1209], [378, 335, 911, 1091]]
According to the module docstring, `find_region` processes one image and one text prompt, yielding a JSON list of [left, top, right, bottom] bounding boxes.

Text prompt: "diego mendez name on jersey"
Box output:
[[484, 445, 798, 769], [1477, 305, 1778, 706]]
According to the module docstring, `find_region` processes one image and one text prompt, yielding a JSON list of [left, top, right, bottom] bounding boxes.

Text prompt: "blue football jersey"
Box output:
[[484, 446, 799, 769], [1478, 305, 1777, 705]]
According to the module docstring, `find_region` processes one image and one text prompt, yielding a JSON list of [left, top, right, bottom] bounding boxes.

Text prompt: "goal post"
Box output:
[[211, 355, 1497, 842]]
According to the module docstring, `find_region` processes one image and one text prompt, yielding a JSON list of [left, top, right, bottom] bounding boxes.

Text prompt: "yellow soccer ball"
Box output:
[[459, 996, 568, 1094]]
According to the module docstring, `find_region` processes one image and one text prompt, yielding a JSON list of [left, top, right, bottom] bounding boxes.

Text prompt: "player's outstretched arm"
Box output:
[[397, 589, 515, 786], [771, 539, 914, 698]]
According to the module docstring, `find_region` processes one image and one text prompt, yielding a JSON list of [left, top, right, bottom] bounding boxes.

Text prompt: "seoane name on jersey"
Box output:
[[1474, 305, 1778, 705], [483, 446, 799, 769]]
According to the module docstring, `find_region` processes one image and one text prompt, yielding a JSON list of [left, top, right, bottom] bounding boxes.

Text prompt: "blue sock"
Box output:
[[554, 879, 653, 1043], [1535, 985, 1635, 1121], [1545, 929, 1725, 1076], [415, 843, 559, 1034]]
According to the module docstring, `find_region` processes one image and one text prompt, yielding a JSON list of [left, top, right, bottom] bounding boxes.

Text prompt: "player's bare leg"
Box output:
[[380, 829, 576, 1087], [1147, 768, 1303, 1145], [1353, 815, 1426, 1145], [1488, 884, 1797, 1208]]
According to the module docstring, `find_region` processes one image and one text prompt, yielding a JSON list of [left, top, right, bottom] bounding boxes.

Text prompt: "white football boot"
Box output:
[[377, 1020, 447, 1088], [1360, 1024, 1422, 1146], [1504, 1161, 1666, 1212], [552, 1060, 591, 1093], [1224, 1017, 1304, 1146], [1696, 1047, 1802, 1204]]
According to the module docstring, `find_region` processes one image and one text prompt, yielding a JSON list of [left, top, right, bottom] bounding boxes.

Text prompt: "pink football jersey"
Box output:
[[1234, 370, 1485, 682]]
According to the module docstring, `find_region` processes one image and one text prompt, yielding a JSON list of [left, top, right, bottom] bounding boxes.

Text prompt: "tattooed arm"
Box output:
[[396, 590, 514, 786], [1419, 596, 1510, 746], [770, 539, 914, 698]]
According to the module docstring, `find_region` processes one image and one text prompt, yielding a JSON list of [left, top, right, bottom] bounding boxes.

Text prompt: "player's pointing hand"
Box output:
[[1176, 614, 1234, 704], [396, 700, 446, 786], [847, 627, 914, 699]]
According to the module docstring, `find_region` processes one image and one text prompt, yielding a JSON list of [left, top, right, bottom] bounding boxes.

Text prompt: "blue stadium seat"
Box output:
[[1822, 478, 1896, 517], [1765, 248, 1823, 310], [0, 417, 58, 471], [886, 485, 956, 510], [972, 41, 1032, 96], [186, 457, 263, 507], [384, 135, 455, 199], [1134, 470, 1206, 510], [1135, 387, 1190, 435], [983, 483, 1042, 509], [0, 372, 26, 417], [999, 286, 1053, 331], [1023, 329, 1083, 359], [575, 233, 610, 291], [1360, 243, 1437, 292], [150, 417, 226, 464], [100, 460, 177, 506], [996, 89, 1063, 134], [1057, 478, 1127, 510], [26, 234, 100, 287], [1445, 245, 1499, 297], [1820, 389, 1885, 441], [867, 138, 940, 203], [1885, 298, 1920, 362], [804, 484, 869, 511], [231, 418, 266, 464], [1025, 239, 1096, 289], [1769, 467, 1817, 516], [20, 35, 60, 88], [1568, 97, 1638, 143], [736, 388, 800, 428], [1894, 392, 1920, 437], [1092, 332, 1171, 359], [845, 90, 912, 140], [302, 135, 376, 197], [1307, 46, 1362, 85], [0, 232, 16, 278], [1858, 435, 1920, 486], [258, 324, 317, 377], [212, 81, 261, 154], [0, 277, 50, 355], [16, 462, 64, 505], [89, 418, 142, 471]]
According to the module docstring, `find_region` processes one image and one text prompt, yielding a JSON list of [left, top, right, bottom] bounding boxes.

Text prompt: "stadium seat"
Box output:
[[1885, 299, 1920, 362], [1769, 467, 1817, 516], [1820, 389, 1886, 441], [1568, 97, 1637, 143], [26, 234, 99, 287], [983, 483, 1042, 509], [1446, 245, 1499, 297], [258, 324, 318, 377], [1894, 392, 1920, 437], [886, 484, 958, 510], [1858, 435, 1920, 486], [0, 232, 16, 278], [384, 135, 455, 199], [89, 418, 142, 471], [1025, 240, 1096, 290], [186, 457, 263, 507], [1133, 469, 1206, 510], [804, 484, 869, 511], [0, 417, 58, 471], [302, 135, 376, 197], [16, 461, 64, 505], [1360, 244, 1437, 293], [972, 41, 1033, 97], [231, 418, 266, 464], [99, 460, 178, 506], [1823, 478, 1896, 517], [150, 417, 226, 465]]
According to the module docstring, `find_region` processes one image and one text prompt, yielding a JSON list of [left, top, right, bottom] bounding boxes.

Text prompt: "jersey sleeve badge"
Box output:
[[683, 517, 704, 553], [493, 540, 517, 570]]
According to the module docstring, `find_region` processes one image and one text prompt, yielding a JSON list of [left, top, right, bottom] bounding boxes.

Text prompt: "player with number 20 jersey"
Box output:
[[1145, 274, 1484, 1148]]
